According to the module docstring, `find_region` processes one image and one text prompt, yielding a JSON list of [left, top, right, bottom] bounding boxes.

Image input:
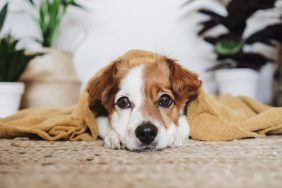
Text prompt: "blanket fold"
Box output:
[[187, 88, 282, 141], [0, 89, 98, 141], [0, 50, 281, 141]]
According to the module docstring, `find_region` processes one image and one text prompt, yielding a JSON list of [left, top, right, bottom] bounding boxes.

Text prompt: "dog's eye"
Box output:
[[158, 94, 173, 108], [116, 97, 131, 109]]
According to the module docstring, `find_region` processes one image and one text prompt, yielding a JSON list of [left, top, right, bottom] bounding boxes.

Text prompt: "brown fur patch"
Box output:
[[165, 57, 202, 105], [142, 56, 202, 127], [87, 61, 120, 116], [87, 54, 154, 117], [142, 62, 177, 127]]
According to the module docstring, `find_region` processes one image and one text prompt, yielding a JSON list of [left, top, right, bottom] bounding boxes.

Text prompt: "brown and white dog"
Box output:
[[88, 50, 202, 151]]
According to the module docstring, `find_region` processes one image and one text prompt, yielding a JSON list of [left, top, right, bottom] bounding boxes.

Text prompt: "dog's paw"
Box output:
[[169, 115, 189, 147], [104, 130, 124, 149], [168, 129, 188, 147], [169, 134, 186, 147]]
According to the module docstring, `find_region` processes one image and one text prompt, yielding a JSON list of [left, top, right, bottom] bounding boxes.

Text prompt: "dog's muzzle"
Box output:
[[135, 122, 158, 145]]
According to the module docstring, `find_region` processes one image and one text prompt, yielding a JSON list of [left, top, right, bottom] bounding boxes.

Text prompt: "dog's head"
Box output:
[[88, 50, 201, 151]]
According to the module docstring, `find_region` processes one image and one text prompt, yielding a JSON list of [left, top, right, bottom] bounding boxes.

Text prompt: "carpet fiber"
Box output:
[[1, 137, 282, 188]]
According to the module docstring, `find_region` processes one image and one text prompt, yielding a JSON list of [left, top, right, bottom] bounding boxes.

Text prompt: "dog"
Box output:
[[87, 50, 202, 151]]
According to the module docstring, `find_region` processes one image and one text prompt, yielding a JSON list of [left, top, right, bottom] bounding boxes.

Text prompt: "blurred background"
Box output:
[[0, 0, 281, 117]]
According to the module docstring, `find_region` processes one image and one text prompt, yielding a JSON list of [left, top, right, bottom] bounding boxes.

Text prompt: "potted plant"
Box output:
[[18, 0, 84, 108], [0, 3, 40, 117], [26, 0, 84, 47], [273, 44, 282, 106], [186, 0, 279, 99], [244, 15, 281, 105]]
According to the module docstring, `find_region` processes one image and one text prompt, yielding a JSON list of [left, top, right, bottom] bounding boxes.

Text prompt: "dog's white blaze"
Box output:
[[110, 65, 145, 149]]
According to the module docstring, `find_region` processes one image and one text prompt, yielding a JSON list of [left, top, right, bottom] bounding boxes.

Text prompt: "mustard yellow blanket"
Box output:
[[0, 52, 282, 141]]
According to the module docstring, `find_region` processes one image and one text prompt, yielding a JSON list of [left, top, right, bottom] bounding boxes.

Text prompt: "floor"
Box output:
[[0, 136, 282, 188]]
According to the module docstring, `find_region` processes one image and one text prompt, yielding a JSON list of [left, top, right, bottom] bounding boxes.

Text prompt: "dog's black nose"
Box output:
[[135, 123, 158, 145]]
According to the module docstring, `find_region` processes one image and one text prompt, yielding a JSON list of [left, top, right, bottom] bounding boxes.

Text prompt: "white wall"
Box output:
[[2, 0, 279, 103], [56, 0, 222, 94]]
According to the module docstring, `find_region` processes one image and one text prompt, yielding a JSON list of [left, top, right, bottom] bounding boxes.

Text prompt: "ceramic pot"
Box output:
[[215, 68, 259, 99], [0, 82, 24, 117]]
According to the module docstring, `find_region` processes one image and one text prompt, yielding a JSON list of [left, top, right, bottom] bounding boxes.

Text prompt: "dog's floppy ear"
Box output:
[[165, 58, 202, 101], [87, 61, 120, 116]]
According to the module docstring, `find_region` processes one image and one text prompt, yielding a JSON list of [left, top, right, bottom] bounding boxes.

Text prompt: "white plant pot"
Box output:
[[215, 68, 259, 99], [0, 82, 25, 118]]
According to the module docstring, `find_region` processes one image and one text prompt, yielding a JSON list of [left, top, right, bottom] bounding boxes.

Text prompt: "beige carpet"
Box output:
[[0, 136, 281, 188]]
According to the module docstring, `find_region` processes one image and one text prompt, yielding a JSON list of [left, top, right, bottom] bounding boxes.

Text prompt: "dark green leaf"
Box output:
[[39, 4, 47, 33], [217, 52, 273, 71], [28, 0, 35, 5], [71, 1, 85, 9], [0, 2, 8, 33], [196, 0, 277, 36], [245, 24, 282, 46], [0, 35, 42, 81]]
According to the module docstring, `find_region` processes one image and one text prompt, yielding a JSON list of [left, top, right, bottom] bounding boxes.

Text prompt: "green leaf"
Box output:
[[0, 35, 42, 81], [28, 0, 35, 5], [35, 0, 85, 47], [215, 40, 243, 55], [48, 0, 60, 32], [0, 2, 8, 33], [39, 3, 46, 33], [71, 1, 85, 9]]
